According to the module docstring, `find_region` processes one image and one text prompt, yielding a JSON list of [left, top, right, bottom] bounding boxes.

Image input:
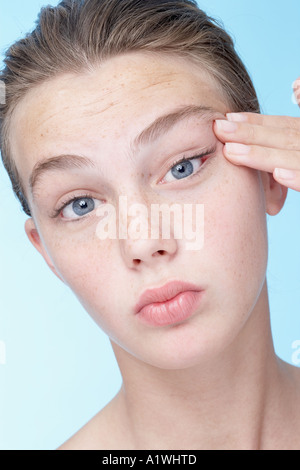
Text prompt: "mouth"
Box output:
[[134, 280, 204, 327]]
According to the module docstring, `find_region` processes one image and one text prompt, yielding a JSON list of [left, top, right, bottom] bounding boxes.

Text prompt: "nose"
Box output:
[[117, 193, 179, 269], [120, 235, 178, 269]]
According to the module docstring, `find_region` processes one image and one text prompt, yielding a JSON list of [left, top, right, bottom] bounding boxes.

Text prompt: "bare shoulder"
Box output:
[[57, 403, 114, 450], [57, 393, 130, 450], [57, 409, 110, 450]]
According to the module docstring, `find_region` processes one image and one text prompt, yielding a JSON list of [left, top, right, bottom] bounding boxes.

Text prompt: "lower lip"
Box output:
[[136, 290, 204, 327]]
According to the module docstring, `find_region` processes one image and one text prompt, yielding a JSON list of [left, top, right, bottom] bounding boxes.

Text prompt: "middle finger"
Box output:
[[223, 143, 300, 173], [214, 119, 300, 151]]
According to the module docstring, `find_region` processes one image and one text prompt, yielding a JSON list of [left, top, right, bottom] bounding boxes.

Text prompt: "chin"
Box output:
[[133, 323, 234, 371]]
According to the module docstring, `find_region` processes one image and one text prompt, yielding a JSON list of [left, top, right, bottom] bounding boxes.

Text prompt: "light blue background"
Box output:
[[0, 0, 299, 450]]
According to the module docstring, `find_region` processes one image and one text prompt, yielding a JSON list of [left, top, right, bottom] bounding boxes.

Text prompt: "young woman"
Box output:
[[1, 0, 300, 450]]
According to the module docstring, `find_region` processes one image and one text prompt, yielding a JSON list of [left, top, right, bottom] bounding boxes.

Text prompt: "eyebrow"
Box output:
[[29, 154, 96, 198], [29, 104, 216, 197], [133, 104, 216, 149]]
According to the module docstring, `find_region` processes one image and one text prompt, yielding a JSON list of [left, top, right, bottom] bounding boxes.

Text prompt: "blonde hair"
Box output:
[[0, 0, 260, 216]]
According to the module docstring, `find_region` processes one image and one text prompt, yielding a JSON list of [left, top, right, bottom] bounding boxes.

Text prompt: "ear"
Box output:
[[24, 218, 65, 283], [259, 171, 288, 216]]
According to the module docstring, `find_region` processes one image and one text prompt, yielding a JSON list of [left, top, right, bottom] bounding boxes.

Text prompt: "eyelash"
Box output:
[[50, 193, 94, 219], [160, 144, 216, 184], [51, 145, 216, 220]]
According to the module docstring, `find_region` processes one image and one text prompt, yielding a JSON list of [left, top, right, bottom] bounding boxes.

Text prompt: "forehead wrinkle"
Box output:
[[36, 100, 114, 130], [139, 72, 179, 89], [28, 80, 121, 130], [78, 70, 180, 118], [80, 77, 178, 119]]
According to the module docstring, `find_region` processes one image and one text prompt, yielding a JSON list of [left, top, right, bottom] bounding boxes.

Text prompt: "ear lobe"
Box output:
[[260, 171, 288, 216], [24, 218, 65, 283]]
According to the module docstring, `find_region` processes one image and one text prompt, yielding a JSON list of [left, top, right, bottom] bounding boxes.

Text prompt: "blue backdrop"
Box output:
[[0, 0, 300, 450]]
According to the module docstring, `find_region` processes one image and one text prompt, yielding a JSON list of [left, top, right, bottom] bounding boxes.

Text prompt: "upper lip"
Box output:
[[134, 280, 203, 314]]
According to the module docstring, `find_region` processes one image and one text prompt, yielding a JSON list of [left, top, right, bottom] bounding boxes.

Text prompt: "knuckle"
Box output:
[[242, 123, 255, 143], [248, 124, 256, 141], [284, 127, 300, 150], [285, 116, 300, 131], [260, 145, 269, 159]]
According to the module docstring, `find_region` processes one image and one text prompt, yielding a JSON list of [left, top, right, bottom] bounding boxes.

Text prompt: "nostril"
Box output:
[[133, 259, 141, 266]]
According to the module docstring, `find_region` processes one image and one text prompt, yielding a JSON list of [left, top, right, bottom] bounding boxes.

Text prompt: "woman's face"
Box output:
[[10, 53, 280, 369]]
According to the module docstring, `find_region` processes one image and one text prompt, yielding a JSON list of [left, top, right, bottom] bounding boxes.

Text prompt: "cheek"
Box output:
[[205, 166, 268, 303], [57, 239, 128, 338], [45, 233, 118, 319]]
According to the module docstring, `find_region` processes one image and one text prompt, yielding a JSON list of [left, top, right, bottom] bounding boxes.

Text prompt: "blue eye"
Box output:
[[73, 198, 94, 215], [171, 160, 195, 180], [162, 146, 216, 184], [61, 196, 100, 219], [163, 155, 203, 183]]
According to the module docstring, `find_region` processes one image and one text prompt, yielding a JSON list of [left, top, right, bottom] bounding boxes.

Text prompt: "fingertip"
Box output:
[[273, 168, 296, 181], [226, 113, 248, 122]]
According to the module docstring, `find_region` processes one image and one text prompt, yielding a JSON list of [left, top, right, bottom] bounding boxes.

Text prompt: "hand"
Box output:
[[213, 78, 300, 192]]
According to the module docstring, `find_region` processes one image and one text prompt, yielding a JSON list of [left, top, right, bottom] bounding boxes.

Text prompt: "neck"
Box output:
[[111, 281, 293, 449]]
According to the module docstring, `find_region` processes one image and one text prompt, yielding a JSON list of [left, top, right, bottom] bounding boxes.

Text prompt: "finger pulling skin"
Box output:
[[273, 168, 300, 191], [214, 119, 300, 151], [213, 116, 300, 180]]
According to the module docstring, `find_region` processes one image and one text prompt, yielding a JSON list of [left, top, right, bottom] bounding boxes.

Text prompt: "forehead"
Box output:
[[10, 52, 229, 181]]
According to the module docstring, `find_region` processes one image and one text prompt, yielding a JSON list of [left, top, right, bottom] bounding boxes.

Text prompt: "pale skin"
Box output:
[[8, 52, 300, 449], [214, 75, 300, 191]]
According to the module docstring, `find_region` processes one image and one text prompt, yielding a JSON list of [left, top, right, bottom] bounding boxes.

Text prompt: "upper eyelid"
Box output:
[[170, 153, 205, 167], [169, 144, 217, 166], [162, 145, 217, 177], [158, 146, 216, 185]]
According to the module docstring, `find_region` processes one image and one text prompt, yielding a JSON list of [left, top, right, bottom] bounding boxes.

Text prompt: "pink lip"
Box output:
[[134, 281, 204, 327]]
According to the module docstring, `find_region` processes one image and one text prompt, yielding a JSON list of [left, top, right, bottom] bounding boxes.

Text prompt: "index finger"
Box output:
[[227, 112, 300, 131]]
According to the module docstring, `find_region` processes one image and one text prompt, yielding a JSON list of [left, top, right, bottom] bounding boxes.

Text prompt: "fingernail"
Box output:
[[225, 143, 250, 155], [215, 119, 237, 133], [226, 113, 248, 122], [274, 168, 296, 180]]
